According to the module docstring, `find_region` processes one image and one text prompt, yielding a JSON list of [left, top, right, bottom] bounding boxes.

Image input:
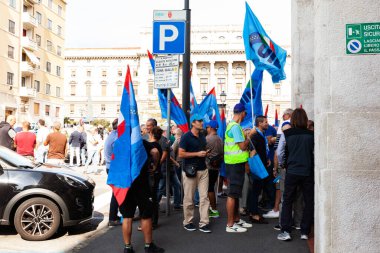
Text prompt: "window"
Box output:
[[47, 19, 52, 30], [45, 105, 50, 116], [46, 83, 51, 95], [275, 104, 281, 115], [201, 36, 208, 40], [7, 72, 14, 86], [101, 84, 107, 96], [236, 36, 243, 40], [218, 67, 225, 74], [236, 83, 242, 95], [118, 70, 123, 77], [48, 0, 52, 9], [86, 84, 91, 96], [148, 83, 153, 95], [219, 36, 225, 40], [9, 0, 16, 8], [8, 46, 14, 59], [57, 46, 61, 56], [71, 70, 76, 77], [56, 66, 61, 76], [34, 80, 40, 92], [21, 77, 26, 87], [70, 104, 74, 114], [133, 71, 138, 77], [148, 69, 153, 75], [235, 66, 244, 74], [275, 84, 281, 96], [102, 70, 107, 78], [57, 25, 62, 36], [36, 12, 42, 24], [70, 84, 76, 96], [56, 87, 60, 97], [36, 34, 41, 46], [46, 62, 51, 73], [134, 85, 138, 96], [47, 40, 52, 51], [201, 67, 208, 74], [55, 107, 60, 117], [200, 78, 208, 93], [217, 78, 226, 91], [34, 103, 40, 115], [37, 58, 40, 69], [101, 104, 106, 114], [8, 20, 15, 34], [87, 71, 91, 77], [116, 104, 120, 113], [58, 5, 62, 16], [117, 83, 122, 96]]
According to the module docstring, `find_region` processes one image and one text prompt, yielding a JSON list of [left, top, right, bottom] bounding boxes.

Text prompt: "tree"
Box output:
[[92, 119, 110, 129]]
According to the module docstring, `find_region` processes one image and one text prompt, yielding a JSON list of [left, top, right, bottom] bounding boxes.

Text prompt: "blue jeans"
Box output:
[[157, 170, 181, 207]]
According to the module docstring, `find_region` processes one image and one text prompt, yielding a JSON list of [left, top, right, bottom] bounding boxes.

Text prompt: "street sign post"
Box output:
[[154, 55, 180, 89], [346, 22, 380, 54]]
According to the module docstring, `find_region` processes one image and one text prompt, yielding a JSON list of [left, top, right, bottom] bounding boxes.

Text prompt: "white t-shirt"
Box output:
[[36, 127, 50, 150]]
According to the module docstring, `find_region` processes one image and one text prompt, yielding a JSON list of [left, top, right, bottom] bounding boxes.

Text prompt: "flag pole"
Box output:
[[166, 88, 171, 216], [249, 61, 254, 127]]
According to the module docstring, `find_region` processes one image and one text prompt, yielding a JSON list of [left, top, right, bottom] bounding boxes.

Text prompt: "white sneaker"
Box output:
[[226, 224, 247, 233], [300, 234, 308, 240], [277, 231, 291, 241], [235, 219, 253, 228], [263, 210, 280, 218]]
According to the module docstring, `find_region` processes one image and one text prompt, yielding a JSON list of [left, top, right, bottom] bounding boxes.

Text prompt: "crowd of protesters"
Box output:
[[0, 104, 314, 252]]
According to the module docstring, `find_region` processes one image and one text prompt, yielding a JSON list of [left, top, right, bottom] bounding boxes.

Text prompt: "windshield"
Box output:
[[0, 147, 36, 169]]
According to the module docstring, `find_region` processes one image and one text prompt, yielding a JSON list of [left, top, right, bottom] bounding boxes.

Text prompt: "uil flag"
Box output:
[[219, 108, 227, 177], [274, 109, 279, 127], [240, 69, 264, 129], [264, 104, 269, 117], [197, 88, 223, 136], [107, 66, 147, 205], [190, 81, 198, 113], [243, 2, 287, 83], [147, 50, 189, 133]]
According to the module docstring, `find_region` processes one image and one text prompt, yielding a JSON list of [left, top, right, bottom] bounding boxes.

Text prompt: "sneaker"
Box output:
[[124, 247, 135, 253], [277, 231, 291, 241], [300, 234, 309, 240], [108, 219, 122, 226], [292, 225, 301, 230], [173, 205, 182, 210], [217, 192, 227, 198], [183, 223, 196, 231], [273, 224, 281, 231], [199, 224, 211, 233], [226, 224, 247, 233], [235, 219, 253, 228], [209, 209, 220, 218], [263, 210, 280, 218], [145, 242, 165, 253]]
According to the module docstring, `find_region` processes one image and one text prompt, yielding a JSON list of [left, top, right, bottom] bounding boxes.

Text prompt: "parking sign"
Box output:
[[153, 21, 186, 54]]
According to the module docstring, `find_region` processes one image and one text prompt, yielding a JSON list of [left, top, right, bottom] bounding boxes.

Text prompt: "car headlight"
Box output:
[[57, 174, 89, 189]]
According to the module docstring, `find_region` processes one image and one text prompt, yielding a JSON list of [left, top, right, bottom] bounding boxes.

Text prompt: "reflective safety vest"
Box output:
[[224, 121, 249, 164]]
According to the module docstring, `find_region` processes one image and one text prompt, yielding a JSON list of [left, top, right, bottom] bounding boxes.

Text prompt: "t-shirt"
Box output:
[[45, 132, 67, 159], [36, 127, 50, 151], [179, 131, 207, 170], [206, 134, 223, 169], [227, 122, 245, 143], [15, 131, 36, 156]]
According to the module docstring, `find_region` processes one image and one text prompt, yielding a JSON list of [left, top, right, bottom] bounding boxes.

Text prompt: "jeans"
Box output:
[[149, 173, 160, 226], [80, 148, 87, 165], [157, 170, 182, 207], [280, 173, 314, 235], [35, 148, 47, 163], [85, 149, 99, 173], [69, 146, 81, 166]]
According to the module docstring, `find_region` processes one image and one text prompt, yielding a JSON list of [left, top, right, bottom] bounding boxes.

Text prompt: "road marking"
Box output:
[[94, 190, 112, 211]]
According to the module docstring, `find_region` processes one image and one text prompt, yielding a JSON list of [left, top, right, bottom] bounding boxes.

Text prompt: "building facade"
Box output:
[[64, 25, 291, 125], [0, 0, 66, 126]]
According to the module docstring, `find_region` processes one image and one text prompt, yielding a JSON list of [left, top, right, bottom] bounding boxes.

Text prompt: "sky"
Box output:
[[65, 0, 291, 48]]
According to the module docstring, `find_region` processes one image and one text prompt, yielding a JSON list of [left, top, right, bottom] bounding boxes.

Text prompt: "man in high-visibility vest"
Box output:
[[224, 103, 256, 233]]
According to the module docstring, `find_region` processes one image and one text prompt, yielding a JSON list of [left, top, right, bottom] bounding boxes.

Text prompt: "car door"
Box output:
[[0, 161, 10, 220]]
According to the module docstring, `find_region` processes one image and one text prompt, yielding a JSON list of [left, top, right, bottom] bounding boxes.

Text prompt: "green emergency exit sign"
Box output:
[[346, 23, 380, 54]]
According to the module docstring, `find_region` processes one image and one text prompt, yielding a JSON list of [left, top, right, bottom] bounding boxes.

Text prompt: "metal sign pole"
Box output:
[[166, 88, 171, 216]]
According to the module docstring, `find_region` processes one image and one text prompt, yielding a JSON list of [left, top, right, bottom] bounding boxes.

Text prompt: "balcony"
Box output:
[[22, 12, 37, 29], [21, 61, 36, 76], [21, 36, 37, 51], [19, 87, 36, 98]]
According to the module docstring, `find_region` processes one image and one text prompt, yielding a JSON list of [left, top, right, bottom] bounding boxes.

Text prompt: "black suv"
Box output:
[[0, 146, 95, 241]]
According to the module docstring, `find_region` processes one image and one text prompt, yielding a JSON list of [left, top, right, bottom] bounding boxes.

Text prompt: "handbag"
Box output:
[[183, 163, 197, 177], [248, 139, 268, 179]]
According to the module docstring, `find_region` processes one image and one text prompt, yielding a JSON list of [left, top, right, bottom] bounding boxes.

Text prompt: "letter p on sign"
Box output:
[[153, 21, 186, 54]]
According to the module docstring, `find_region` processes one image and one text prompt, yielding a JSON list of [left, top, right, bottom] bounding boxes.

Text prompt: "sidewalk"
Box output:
[[71, 197, 311, 253]]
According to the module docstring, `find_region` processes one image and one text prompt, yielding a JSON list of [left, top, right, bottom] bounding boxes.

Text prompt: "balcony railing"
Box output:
[[21, 61, 36, 75], [22, 12, 37, 29], [19, 87, 36, 98], [21, 36, 37, 51]]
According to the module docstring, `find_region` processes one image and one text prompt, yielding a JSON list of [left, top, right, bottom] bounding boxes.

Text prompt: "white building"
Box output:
[[64, 25, 291, 125]]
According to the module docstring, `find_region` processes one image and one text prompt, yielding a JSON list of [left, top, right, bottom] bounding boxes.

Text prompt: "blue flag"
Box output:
[[243, 2, 287, 83], [107, 65, 147, 205], [240, 69, 264, 129], [190, 82, 198, 113], [197, 88, 223, 136]]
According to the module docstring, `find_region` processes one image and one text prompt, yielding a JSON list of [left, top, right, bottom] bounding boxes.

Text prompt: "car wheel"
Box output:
[[14, 197, 61, 241]]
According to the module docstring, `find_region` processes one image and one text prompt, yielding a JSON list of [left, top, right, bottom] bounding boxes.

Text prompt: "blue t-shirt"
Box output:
[[227, 122, 245, 143], [265, 125, 277, 161]]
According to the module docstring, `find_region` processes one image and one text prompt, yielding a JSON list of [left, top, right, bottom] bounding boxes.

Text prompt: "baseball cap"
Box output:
[[190, 113, 203, 123], [206, 120, 218, 129], [233, 103, 246, 113]]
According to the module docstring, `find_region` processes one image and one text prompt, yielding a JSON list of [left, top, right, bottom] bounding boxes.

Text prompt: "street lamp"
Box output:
[[202, 90, 208, 101], [220, 90, 227, 105]]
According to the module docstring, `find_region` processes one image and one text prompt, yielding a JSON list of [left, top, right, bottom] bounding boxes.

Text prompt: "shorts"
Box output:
[[225, 163, 246, 198], [208, 169, 219, 192], [119, 174, 153, 219]]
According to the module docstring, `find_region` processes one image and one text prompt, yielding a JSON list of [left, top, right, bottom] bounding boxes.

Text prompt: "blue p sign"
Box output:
[[153, 21, 186, 54]]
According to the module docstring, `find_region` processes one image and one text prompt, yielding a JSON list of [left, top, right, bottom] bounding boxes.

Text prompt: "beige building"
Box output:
[[0, 0, 66, 126], [64, 25, 291, 125]]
